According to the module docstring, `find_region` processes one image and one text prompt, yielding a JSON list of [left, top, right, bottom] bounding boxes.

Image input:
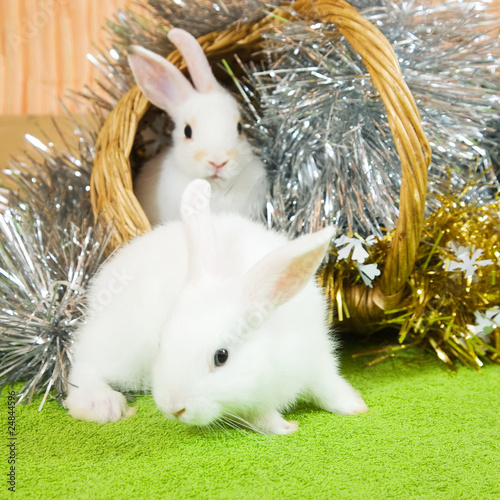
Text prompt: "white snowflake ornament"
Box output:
[[467, 308, 500, 340], [357, 263, 381, 288], [445, 245, 493, 278], [334, 234, 375, 264]]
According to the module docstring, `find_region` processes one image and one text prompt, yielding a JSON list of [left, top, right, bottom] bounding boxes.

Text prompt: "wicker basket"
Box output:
[[90, 0, 431, 328]]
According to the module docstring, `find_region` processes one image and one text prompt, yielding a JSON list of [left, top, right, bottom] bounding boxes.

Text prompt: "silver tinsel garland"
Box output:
[[241, 2, 500, 236], [1, 0, 499, 405], [0, 114, 111, 406]]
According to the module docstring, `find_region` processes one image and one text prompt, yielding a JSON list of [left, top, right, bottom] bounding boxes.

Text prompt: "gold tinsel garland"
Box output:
[[319, 181, 500, 370]]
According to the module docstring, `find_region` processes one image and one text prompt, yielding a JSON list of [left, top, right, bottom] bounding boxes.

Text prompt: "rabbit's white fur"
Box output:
[[65, 180, 367, 434], [129, 28, 267, 225]]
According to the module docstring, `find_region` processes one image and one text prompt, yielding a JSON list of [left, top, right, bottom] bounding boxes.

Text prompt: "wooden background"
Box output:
[[0, 0, 499, 115], [0, 0, 135, 114]]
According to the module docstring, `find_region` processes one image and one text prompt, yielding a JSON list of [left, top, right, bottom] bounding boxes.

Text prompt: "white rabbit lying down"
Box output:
[[65, 179, 367, 434], [129, 28, 268, 225]]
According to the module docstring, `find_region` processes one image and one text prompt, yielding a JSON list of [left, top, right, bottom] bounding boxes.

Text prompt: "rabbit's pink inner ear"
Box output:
[[168, 28, 221, 94], [180, 180, 219, 280], [243, 227, 335, 310], [269, 249, 327, 305], [128, 46, 194, 113]]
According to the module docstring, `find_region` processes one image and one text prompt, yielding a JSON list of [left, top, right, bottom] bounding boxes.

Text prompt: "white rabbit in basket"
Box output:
[[65, 179, 367, 434], [128, 28, 268, 225]]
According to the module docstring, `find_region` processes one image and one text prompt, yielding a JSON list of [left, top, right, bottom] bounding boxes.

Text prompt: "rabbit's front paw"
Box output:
[[311, 372, 369, 416], [273, 419, 299, 435], [65, 386, 136, 424], [253, 411, 299, 435], [331, 391, 369, 416]]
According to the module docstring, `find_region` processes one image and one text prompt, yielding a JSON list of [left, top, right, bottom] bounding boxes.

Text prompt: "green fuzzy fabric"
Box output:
[[3, 350, 500, 500]]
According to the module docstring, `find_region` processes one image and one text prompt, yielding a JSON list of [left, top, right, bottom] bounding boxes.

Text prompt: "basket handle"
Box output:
[[288, 0, 431, 324]]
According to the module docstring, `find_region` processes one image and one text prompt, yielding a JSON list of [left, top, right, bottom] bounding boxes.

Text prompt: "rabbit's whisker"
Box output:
[[222, 410, 269, 437]]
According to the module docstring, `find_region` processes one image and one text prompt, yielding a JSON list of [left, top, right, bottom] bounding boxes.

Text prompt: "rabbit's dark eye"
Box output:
[[214, 349, 229, 367], [184, 124, 192, 139], [237, 122, 243, 135]]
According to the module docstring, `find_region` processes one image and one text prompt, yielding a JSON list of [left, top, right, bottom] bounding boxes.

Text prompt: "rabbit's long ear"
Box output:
[[168, 28, 222, 94], [242, 227, 335, 315], [128, 45, 195, 114], [180, 179, 218, 281]]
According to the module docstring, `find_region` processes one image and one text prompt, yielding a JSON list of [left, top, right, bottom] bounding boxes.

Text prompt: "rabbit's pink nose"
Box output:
[[209, 160, 228, 171], [172, 408, 186, 418]]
